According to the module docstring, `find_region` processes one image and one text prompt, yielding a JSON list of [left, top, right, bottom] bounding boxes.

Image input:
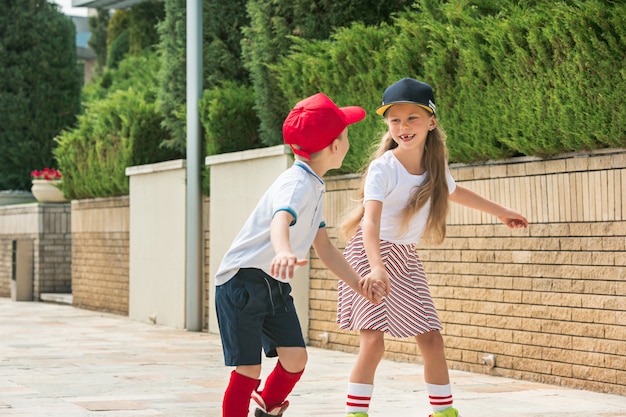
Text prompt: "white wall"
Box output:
[[126, 160, 187, 328], [206, 145, 310, 340]]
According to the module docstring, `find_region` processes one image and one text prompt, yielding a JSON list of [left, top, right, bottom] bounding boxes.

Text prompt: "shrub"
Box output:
[[0, 1, 81, 190], [83, 51, 161, 104], [129, 0, 165, 54], [107, 9, 130, 51], [200, 81, 260, 156], [106, 28, 130, 69], [242, 0, 412, 148], [55, 88, 181, 199], [88, 9, 111, 74], [274, 0, 626, 169], [157, 0, 186, 154], [55, 50, 182, 200], [276, 22, 397, 174]]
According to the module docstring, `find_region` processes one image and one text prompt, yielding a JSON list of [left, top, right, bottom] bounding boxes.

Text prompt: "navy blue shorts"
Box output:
[[215, 268, 305, 366]]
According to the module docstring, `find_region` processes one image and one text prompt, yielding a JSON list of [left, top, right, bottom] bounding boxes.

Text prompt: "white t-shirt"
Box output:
[[364, 150, 457, 244], [215, 161, 326, 286]]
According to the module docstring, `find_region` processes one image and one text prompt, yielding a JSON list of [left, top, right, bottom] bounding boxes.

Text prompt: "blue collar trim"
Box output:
[[294, 161, 324, 185]]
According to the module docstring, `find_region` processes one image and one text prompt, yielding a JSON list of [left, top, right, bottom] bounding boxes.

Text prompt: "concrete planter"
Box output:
[[31, 180, 67, 203]]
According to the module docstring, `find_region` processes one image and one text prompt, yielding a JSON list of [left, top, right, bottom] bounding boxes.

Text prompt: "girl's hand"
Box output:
[[270, 251, 308, 281], [359, 267, 391, 304], [498, 209, 529, 229]]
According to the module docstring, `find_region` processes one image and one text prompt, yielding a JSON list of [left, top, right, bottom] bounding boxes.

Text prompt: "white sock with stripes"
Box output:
[[426, 382, 453, 412], [346, 382, 374, 414]]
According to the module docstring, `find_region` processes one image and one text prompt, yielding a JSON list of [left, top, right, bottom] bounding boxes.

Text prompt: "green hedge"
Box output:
[[396, 0, 626, 162], [275, 22, 397, 174], [200, 81, 260, 156], [242, 0, 412, 148], [200, 81, 261, 193], [275, 0, 626, 169], [55, 52, 182, 199]]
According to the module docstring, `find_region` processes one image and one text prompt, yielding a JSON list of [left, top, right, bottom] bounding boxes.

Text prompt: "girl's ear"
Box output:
[[429, 117, 437, 131]]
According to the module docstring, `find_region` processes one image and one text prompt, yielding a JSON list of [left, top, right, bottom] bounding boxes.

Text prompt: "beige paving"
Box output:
[[0, 298, 625, 417]]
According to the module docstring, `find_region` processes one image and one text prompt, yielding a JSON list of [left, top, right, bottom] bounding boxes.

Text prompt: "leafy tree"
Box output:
[[106, 9, 130, 51], [129, 0, 165, 54], [242, 0, 412, 147], [274, 0, 626, 169], [55, 51, 183, 199], [0, 0, 81, 191], [157, 0, 187, 154], [158, 0, 251, 155], [88, 8, 111, 75], [205, 0, 250, 87], [106, 28, 130, 69]]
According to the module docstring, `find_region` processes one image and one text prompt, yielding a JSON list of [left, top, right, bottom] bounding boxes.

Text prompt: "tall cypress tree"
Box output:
[[157, 0, 250, 154], [0, 0, 81, 190], [157, 0, 186, 154], [88, 8, 110, 74], [205, 0, 249, 87], [242, 0, 412, 146]]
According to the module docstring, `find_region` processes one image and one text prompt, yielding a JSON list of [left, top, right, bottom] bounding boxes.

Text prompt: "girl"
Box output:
[[337, 78, 528, 417]]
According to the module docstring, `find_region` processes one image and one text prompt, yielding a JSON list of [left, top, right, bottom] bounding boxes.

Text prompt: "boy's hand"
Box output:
[[270, 251, 308, 281], [359, 268, 391, 304]]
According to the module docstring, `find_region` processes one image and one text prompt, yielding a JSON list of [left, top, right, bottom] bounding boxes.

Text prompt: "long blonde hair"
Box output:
[[339, 125, 450, 245]]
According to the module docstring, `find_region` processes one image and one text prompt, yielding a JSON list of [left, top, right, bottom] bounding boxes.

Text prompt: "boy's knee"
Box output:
[[278, 347, 308, 372]]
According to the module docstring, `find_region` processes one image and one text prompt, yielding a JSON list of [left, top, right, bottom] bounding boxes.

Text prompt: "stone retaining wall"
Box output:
[[70, 197, 129, 315], [0, 203, 71, 299], [308, 150, 626, 396]]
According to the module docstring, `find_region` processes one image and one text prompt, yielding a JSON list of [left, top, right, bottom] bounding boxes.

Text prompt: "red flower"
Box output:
[[31, 168, 62, 180]]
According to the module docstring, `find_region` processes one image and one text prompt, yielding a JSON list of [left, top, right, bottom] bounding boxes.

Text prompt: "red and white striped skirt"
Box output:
[[337, 228, 442, 338]]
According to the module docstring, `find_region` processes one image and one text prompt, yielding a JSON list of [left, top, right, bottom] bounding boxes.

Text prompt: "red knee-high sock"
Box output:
[[260, 361, 303, 409], [223, 370, 260, 417]]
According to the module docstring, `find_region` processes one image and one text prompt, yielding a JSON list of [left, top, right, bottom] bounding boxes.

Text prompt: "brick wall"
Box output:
[[71, 197, 129, 315], [0, 204, 71, 299], [308, 150, 626, 396], [4, 149, 620, 396]]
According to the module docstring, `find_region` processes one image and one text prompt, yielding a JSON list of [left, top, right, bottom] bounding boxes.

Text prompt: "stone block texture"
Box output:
[[71, 197, 129, 315], [0, 204, 71, 299], [307, 150, 626, 396]]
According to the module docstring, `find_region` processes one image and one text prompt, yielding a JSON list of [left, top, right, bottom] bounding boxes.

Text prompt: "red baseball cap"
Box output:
[[283, 93, 366, 160]]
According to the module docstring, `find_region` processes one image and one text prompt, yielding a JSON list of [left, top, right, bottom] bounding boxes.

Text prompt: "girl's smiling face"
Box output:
[[384, 103, 437, 150]]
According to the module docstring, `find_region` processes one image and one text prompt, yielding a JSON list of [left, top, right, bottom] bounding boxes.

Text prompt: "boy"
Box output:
[[215, 92, 388, 417]]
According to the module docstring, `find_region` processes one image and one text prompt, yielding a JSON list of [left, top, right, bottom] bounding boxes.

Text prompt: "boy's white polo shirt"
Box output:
[[215, 161, 326, 286]]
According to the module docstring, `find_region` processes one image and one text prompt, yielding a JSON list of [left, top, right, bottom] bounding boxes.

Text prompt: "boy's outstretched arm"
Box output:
[[449, 184, 529, 229], [312, 228, 386, 304], [270, 210, 308, 281]]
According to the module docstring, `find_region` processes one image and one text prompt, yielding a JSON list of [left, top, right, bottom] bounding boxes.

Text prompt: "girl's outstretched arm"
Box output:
[[449, 184, 529, 229]]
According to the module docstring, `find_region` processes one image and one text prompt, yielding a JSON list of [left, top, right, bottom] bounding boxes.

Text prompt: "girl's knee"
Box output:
[[416, 330, 445, 351], [360, 331, 385, 360]]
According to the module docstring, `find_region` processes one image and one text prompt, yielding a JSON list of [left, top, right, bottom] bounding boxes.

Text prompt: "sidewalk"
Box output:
[[0, 299, 625, 417]]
